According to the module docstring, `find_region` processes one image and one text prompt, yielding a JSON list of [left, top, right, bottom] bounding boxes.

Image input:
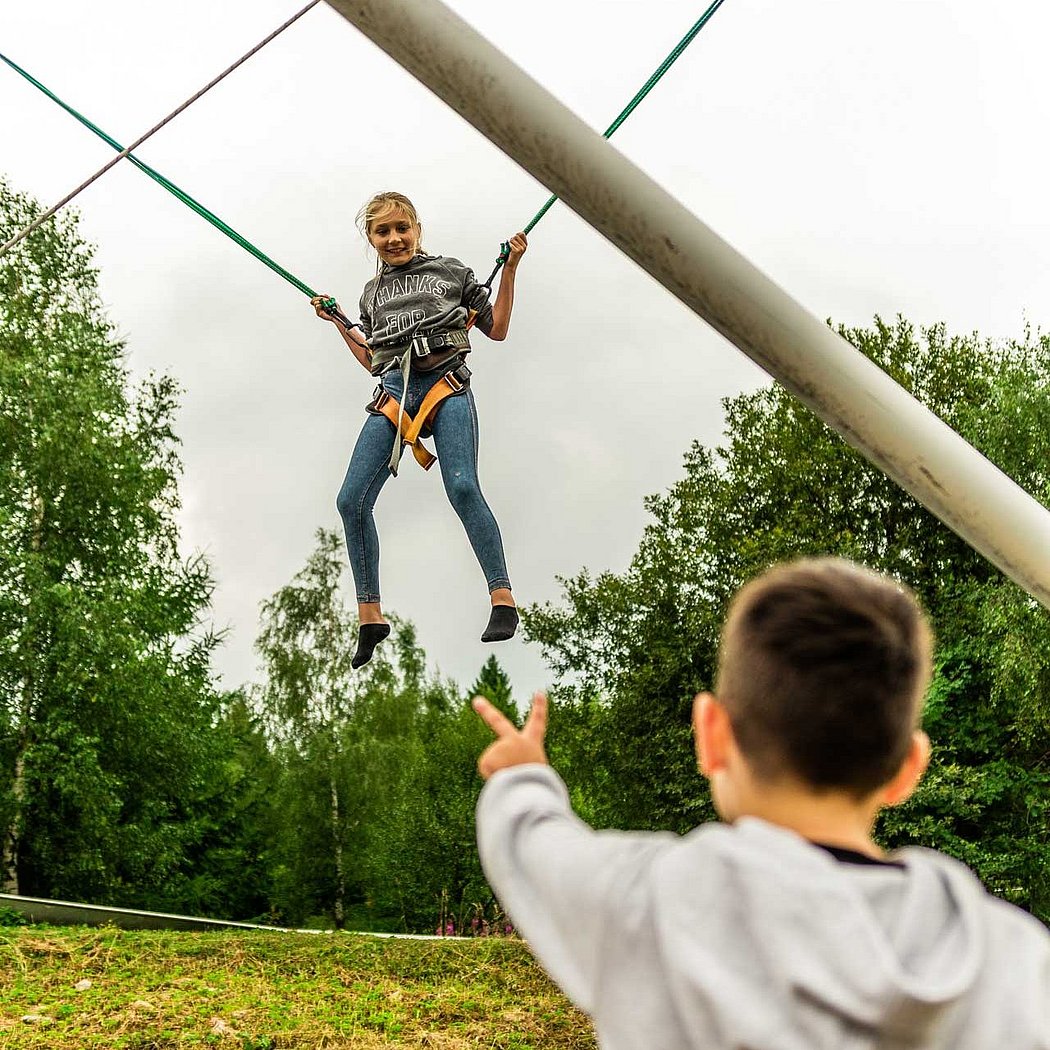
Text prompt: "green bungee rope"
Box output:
[[0, 49, 360, 326], [482, 0, 728, 288], [0, 52, 318, 297], [2, 0, 728, 320]]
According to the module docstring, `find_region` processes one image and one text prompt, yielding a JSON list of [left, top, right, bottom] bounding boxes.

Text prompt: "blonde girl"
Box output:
[[313, 192, 527, 668]]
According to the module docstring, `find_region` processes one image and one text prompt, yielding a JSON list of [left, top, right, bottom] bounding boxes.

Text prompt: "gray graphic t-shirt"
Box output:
[[359, 254, 494, 375]]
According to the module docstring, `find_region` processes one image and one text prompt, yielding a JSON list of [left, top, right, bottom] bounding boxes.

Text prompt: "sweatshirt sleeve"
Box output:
[[357, 282, 374, 342], [453, 260, 494, 335], [443, 257, 491, 333], [476, 764, 677, 1014]]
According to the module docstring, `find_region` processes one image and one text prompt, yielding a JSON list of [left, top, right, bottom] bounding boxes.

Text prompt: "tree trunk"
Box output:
[[1, 751, 26, 894], [329, 755, 345, 930], [2, 492, 43, 894]]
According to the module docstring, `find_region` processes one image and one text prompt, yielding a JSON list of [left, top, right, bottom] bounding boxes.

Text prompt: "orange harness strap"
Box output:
[[372, 370, 466, 471]]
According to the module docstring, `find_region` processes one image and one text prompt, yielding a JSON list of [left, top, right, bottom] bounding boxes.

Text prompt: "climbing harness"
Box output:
[[383, 328, 472, 473], [0, 1, 321, 259], [369, 360, 473, 475], [399, 328, 472, 365]]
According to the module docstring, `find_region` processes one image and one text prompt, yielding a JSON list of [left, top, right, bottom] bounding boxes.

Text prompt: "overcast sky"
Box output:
[[4, 1, 1049, 701]]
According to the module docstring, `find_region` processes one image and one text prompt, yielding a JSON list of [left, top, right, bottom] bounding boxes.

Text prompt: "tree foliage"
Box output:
[[363, 657, 519, 933], [254, 529, 509, 932], [0, 178, 229, 903], [525, 317, 1050, 920], [10, 168, 1043, 932]]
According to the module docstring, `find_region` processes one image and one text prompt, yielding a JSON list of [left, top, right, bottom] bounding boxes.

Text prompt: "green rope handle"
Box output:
[[484, 0, 728, 285], [0, 50, 322, 301]]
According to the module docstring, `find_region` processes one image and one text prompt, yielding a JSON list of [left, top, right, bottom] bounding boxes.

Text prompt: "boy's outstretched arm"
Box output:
[[473, 692, 676, 1015], [473, 691, 548, 777]]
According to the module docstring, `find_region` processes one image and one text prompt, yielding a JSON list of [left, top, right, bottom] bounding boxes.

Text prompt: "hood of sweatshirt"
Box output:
[[477, 766, 1050, 1050], [652, 818, 1039, 1046]]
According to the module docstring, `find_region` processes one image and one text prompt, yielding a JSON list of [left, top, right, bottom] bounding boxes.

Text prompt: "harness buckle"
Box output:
[[444, 369, 464, 393], [406, 329, 471, 358], [412, 333, 440, 357]]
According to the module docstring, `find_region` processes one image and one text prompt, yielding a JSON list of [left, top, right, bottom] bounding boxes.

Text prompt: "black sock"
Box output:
[[481, 605, 518, 643], [352, 622, 391, 669]]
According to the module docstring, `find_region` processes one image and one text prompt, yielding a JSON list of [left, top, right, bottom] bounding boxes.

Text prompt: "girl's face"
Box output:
[[368, 207, 420, 266]]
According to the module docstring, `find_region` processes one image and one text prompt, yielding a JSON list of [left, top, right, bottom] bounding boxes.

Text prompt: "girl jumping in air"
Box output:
[[312, 191, 527, 669]]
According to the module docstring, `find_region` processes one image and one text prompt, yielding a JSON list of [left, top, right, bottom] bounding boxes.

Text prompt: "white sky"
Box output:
[[4, 1, 1049, 701]]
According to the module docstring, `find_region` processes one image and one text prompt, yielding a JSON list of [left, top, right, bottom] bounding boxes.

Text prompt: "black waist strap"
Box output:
[[389, 328, 471, 359]]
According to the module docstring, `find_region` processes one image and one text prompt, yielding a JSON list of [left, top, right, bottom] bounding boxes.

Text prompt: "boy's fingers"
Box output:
[[472, 696, 517, 738], [522, 692, 548, 741]]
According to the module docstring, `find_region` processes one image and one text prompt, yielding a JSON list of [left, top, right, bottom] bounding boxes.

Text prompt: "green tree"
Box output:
[[525, 318, 1050, 920], [0, 178, 226, 903], [159, 692, 279, 920], [256, 529, 362, 928], [254, 528, 435, 928], [364, 657, 516, 933], [470, 654, 517, 721]]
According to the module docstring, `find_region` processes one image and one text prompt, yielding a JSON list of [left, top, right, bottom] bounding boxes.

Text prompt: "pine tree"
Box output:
[[467, 655, 517, 723]]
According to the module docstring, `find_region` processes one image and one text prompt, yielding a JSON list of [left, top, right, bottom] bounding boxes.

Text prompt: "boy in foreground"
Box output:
[[473, 558, 1050, 1049]]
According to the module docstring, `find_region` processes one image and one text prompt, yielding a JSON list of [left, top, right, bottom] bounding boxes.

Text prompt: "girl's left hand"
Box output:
[[504, 232, 527, 269]]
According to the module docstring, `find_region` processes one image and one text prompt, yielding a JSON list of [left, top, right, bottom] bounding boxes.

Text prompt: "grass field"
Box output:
[[0, 926, 596, 1048]]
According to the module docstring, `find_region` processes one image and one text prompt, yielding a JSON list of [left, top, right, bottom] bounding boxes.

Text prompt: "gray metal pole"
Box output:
[[325, 0, 1050, 607]]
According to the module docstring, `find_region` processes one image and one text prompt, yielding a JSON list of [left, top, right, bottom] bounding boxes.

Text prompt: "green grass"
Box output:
[[0, 926, 596, 1048]]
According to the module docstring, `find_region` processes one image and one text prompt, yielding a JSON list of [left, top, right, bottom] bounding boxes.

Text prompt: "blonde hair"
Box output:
[[356, 191, 424, 257]]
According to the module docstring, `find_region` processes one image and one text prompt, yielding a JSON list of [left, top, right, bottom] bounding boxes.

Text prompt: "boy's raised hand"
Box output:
[[473, 692, 548, 780]]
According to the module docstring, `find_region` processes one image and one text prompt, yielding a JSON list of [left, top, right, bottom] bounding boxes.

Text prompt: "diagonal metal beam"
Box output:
[[325, 0, 1050, 607]]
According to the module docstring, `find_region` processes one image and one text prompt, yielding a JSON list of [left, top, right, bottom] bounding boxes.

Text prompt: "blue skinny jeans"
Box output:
[[336, 366, 512, 603]]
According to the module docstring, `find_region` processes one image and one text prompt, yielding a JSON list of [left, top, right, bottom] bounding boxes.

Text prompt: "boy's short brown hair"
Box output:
[[715, 558, 933, 796]]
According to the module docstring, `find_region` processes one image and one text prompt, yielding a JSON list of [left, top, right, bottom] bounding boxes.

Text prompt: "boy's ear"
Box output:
[[880, 730, 931, 806], [693, 692, 733, 777]]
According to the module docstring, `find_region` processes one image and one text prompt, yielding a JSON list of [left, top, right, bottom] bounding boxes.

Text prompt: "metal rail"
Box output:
[[324, 0, 1050, 607], [0, 892, 287, 932], [0, 892, 461, 938]]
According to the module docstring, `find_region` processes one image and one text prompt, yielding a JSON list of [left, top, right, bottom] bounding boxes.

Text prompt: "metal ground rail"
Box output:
[[0, 892, 459, 939], [0, 892, 288, 932]]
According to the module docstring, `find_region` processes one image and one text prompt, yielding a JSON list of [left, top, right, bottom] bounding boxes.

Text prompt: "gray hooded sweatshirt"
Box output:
[[359, 254, 493, 375], [477, 765, 1050, 1049]]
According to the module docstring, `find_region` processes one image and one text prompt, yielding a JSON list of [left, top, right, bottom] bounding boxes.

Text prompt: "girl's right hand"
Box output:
[[311, 295, 338, 321]]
